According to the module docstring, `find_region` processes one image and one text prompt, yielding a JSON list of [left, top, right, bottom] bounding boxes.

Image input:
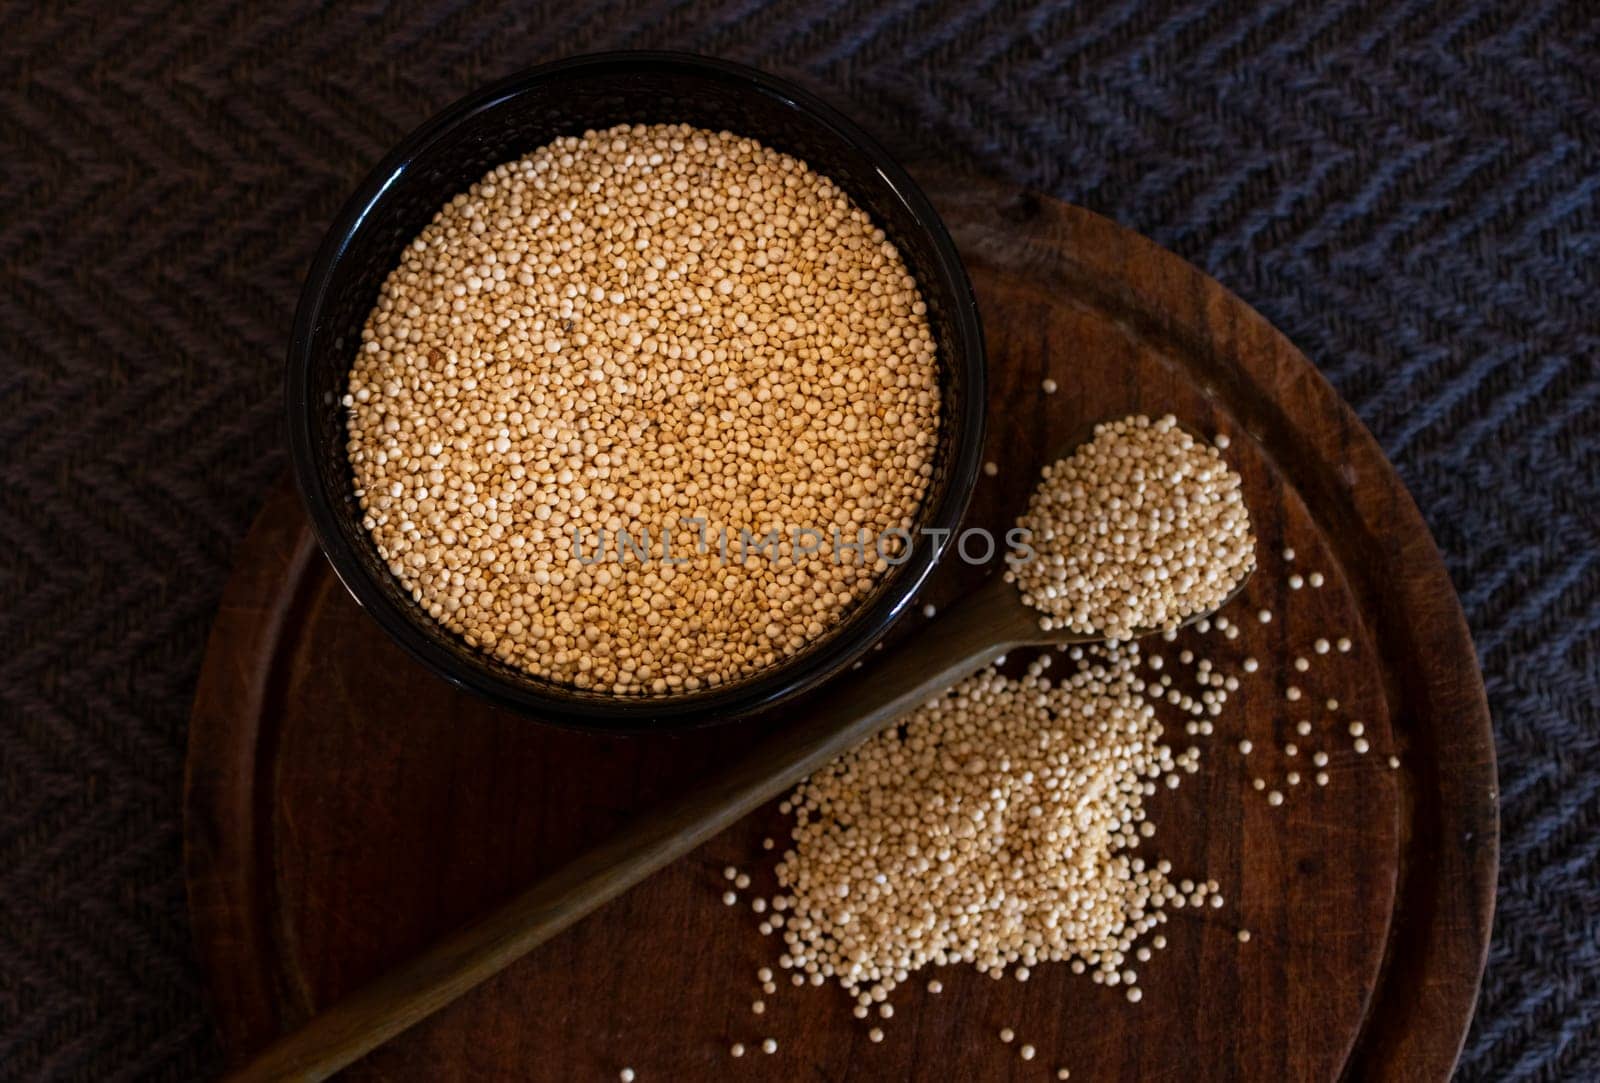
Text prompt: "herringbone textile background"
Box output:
[[2, 1, 1596, 1079]]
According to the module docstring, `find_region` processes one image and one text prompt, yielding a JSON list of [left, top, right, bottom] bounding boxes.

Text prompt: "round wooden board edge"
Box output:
[[184, 480, 318, 1056], [183, 172, 1499, 1079]]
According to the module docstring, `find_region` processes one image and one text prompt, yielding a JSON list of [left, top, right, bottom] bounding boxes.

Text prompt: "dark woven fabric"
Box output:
[[2, 1, 1595, 1079]]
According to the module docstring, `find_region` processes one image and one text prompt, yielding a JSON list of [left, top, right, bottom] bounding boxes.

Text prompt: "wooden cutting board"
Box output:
[[185, 173, 1497, 1081]]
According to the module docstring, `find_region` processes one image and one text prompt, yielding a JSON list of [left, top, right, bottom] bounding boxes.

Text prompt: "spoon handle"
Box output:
[[224, 576, 1027, 1082]]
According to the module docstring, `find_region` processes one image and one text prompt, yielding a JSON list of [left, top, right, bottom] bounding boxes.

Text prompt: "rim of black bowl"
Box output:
[[287, 51, 987, 731]]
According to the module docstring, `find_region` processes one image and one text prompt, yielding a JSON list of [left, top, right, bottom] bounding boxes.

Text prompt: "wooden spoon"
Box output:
[[223, 559, 1251, 1081]]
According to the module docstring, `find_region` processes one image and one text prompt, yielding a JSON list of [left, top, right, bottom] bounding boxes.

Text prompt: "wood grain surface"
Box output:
[[185, 174, 1497, 1081]]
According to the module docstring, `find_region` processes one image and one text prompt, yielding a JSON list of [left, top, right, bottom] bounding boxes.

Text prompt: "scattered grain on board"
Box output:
[[769, 650, 1209, 1015]]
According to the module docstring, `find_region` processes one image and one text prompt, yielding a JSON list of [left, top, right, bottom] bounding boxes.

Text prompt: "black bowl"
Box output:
[[287, 52, 986, 731]]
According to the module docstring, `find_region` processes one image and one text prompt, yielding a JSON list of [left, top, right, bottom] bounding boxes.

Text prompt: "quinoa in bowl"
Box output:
[[347, 123, 940, 695]]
